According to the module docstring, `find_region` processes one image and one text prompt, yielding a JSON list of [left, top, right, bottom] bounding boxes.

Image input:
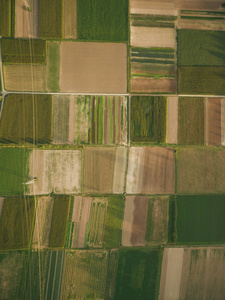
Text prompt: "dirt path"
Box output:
[[167, 97, 178, 144]]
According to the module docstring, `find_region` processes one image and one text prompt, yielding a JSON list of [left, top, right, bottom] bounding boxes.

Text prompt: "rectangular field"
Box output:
[[64, 0, 77, 39], [0, 0, 11, 36], [167, 97, 178, 144], [60, 42, 127, 93], [46, 41, 60, 92], [130, 0, 177, 15]]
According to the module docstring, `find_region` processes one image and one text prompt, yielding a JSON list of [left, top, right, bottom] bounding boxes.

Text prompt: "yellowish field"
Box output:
[[130, 0, 177, 15], [64, 0, 77, 39], [167, 97, 178, 144]]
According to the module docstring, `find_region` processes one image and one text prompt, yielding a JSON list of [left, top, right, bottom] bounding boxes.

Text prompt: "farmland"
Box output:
[[0, 0, 11, 37], [130, 0, 177, 16], [0, 94, 52, 144], [167, 97, 178, 144], [130, 96, 167, 143], [0, 197, 35, 250], [46, 41, 60, 92], [64, 0, 77, 39], [77, 0, 128, 42]]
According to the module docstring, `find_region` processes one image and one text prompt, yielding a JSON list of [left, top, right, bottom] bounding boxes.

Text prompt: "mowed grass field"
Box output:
[[77, 0, 128, 41], [0, 197, 35, 250], [0, 94, 52, 144], [176, 195, 225, 244]]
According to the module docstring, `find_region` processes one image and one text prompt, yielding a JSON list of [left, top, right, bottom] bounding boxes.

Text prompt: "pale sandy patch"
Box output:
[[131, 78, 177, 93], [167, 97, 178, 144], [113, 147, 127, 194], [69, 96, 75, 144], [0, 198, 4, 218], [64, 0, 77, 39], [221, 98, 225, 146], [131, 27, 175, 48], [4, 64, 46, 92], [60, 42, 127, 93], [130, 0, 177, 15], [159, 248, 184, 300], [32, 196, 54, 249], [122, 196, 135, 246]]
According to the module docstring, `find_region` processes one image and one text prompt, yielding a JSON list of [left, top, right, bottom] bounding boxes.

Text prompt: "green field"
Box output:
[[103, 196, 125, 248], [178, 66, 225, 95], [0, 0, 11, 37], [131, 96, 167, 143], [46, 41, 60, 92], [0, 148, 29, 195], [0, 197, 35, 250], [177, 195, 225, 244], [178, 97, 205, 145], [39, 0, 63, 38], [114, 249, 163, 300], [49, 197, 71, 248], [1, 38, 46, 63], [77, 0, 129, 41], [0, 94, 52, 144], [178, 30, 225, 66]]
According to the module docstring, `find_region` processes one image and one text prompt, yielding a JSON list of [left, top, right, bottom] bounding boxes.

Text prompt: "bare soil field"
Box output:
[[60, 42, 127, 93], [126, 147, 175, 194], [178, 0, 225, 10], [131, 78, 177, 93], [0, 197, 4, 218], [4, 64, 46, 92], [64, 0, 77, 39], [167, 97, 178, 144], [15, 0, 39, 38], [32, 196, 54, 249], [130, 0, 177, 15], [178, 18, 225, 31], [131, 27, 176, 48], [222, 98, 225, 146], [122, 196, 148, 247], [205, 98, 221, 146]]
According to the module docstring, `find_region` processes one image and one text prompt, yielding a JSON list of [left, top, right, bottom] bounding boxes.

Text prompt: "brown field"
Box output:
[[167, 97, 178, 144], [15, 0, 39, 38], [0, 197, 4, 218], [178, 18, 225, 31], [122, 196, 148, 247], [177, 148, 225, 193], [222, 98, 225, 146], [126, 147, 175, 194], [84, 147, 127, 194], [3, 64, 46, 92], [131, 78, 177, 93], [178, 0, 225, 10], [131, 27, 176, 48], [159, 247, 225, 300], [64, 0, 77, 39], [205, 98, 221, 146], [32, 196, 54, 249], [60, 42, 127, 93], [130, 0, 177, 15]]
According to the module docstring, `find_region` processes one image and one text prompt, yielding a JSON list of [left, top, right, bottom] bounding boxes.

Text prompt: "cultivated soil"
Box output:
[[131, 78, 177, 93], [64, 0, 77, 39], [130, 0, 177, 15], [205, 98, 221, 146], [167, 97, 178, 144]]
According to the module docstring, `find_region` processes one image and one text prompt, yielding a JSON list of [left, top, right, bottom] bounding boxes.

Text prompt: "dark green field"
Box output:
[[103, 196, 125, 248], [0, 197, 35, 250], [178, 67, 225, 95], [178, 30, 225, 66], [77, 0, 129, 41], [114, 249, 163, 300], [0, 94, 52, 144], [131, 96, 167, 143], [0, 148, 29, 195], [177, 195, 225, 244], [0, 0, 11, 37], [49, 197, 71, 248], [178, 97, 205, 145], [1, 38, 46, 63], [39, 0, 63, 38]]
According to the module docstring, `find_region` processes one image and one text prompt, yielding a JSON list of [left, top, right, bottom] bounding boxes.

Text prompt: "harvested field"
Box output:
[[0, 197, 4, 218], [84, 147, 127, 194], [167, 97, 178, 144], [222, 98, 225, 146], [205, 98, 221, 146], [61, 250, 108, 299], [177, 148, 225, 193], [3, 64, 47, 92], [131, 77, 177, 93], [60, 42, 127, 93], [159, 247, 225, 300], [122, 196, 148, 247], [130, 0, 177, 15], [126, 147, 175, 194], [178, 0, 225, 11], [32, 196, 54, 249], [15, 0, 39, 38], [28, 150, 82, 195], [0, 0, 11, 37], [46, 41, 60, 92], [131, 27, 175, 48], [64, 0, 77, 39]]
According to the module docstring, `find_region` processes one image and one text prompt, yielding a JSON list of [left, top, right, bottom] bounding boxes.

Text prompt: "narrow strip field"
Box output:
[[64, 0, 77, 39], [167, 97, 178, 144], [46, 41, 60, 92]]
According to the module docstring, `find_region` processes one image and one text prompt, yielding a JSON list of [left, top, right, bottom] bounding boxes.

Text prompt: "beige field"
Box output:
[[205, 98, 221, 146], [126, 147, 175, 194], [0, 197, 4, 218], [3, 64, 46, 92], [32, 196, 54, 249], [84, 147, 127, 194], [130, 0, 177, 15], [159, 247, 225, 300], [178, 0, 225, 10], [122, 196, 148, 247], [131, 27, 176, 48], [221, 98, 225, 146], [131, 78, 177, 93], [60, 42, 127, 93], [177, 148, 225, 193], [15, 0, 39, 38], [64, 0, 77, 39], [178, 18, 225, 31], [167, 97, 178, 144]]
